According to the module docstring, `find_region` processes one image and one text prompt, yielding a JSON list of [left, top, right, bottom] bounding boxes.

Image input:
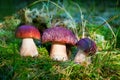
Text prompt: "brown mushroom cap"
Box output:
[[42, 26, 78, 45], [76, 38, 97, 55], [15, 25, 40, 40]]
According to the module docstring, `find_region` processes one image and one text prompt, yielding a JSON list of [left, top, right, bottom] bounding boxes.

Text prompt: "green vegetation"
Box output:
[[0, 0, 120, 80]]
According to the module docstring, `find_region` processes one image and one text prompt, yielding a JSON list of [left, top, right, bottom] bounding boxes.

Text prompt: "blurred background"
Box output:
[[0, 0, 119, 24], [0, 0, 120, 48]]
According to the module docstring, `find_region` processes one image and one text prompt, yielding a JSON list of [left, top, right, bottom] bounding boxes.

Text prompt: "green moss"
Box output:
[[0, 1, 120, 80]]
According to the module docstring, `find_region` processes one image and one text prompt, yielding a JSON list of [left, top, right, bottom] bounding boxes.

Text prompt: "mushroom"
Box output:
[[15, 25, 40, 57], [42, 26, 77, 61], [74, 38, 97, 65]]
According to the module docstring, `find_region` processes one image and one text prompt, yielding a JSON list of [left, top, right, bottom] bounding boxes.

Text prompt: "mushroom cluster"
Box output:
[[42, 26, 78, 61], [15, 24, 97, 65], [74, 38, 97, 65], [15, 25, 40, 57]]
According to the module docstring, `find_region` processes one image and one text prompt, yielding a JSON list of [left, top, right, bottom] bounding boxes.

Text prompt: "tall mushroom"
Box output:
[[42, 26, 77, 61], [15, 25, 40, 57], [74, 38, 97, 65]]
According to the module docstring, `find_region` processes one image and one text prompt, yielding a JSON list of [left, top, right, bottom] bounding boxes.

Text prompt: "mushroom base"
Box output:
[[74, 49, 91, 65], [20, 38, 38, 57], [50, 43, 68, 61]]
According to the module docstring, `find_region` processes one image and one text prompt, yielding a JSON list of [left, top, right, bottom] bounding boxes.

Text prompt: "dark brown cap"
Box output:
[[42, 26, 77, 45], [76, 38, 97, 55], [15, 25, 40, 40]]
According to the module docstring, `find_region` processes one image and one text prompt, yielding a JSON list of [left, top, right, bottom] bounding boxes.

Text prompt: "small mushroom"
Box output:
[[42, 26, 77, 61], [74, 38, 97, 65], [15, 25, 40, 57]]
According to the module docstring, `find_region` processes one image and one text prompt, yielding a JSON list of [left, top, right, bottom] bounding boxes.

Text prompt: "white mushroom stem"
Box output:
[[20, 38, 38, 57], [74, 49, 91, 65], [50, 42, 68, 61]]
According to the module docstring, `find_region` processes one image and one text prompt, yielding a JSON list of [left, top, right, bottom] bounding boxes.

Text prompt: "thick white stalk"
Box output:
[[20, 38, 38, 57], [50, 43, 68, 61], [74, 49, 91, 65]]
